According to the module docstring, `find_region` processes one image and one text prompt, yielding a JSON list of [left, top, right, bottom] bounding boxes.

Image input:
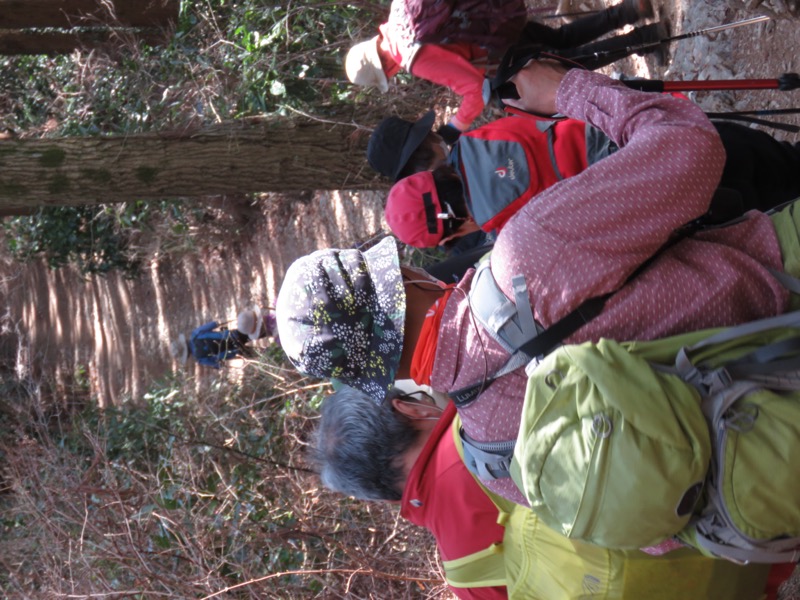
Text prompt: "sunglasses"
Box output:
[[389, 388, 438, 407]]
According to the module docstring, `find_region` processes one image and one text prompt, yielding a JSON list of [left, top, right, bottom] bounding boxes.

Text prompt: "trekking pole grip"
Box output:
[[779, 73, 800, 91]]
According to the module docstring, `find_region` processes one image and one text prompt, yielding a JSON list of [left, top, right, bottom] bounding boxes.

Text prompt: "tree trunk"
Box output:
[[0, 0, 179, 28], [0, 28, 166, 55], [0, 118, 383, 209]]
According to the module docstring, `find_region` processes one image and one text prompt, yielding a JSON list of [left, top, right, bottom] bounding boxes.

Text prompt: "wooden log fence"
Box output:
[[0, 0, 179, 55]]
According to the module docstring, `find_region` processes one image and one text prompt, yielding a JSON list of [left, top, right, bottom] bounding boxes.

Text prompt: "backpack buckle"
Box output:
[[703, 367, 732, 395]]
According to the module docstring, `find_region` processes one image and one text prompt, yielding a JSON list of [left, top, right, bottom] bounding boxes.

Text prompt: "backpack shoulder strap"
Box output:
[[455, 216, 781, 407], [695, 534, 800, 565], [453, 264, 609, 408], [468, 257, 541, 354], [450, 348, 529, 407], [444, 416, 510, 589], [674, 309, 800, 390], [536, 119, 565, 181]]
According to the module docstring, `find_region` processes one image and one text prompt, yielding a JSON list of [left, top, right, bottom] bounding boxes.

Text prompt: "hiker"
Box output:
[[367, 110, 589, 184], [345, 0, 666, 137], [385, 161, 493, 255], [236, 306, 279, 344], [384, 165, 483, 251], [276, 59, 800, 515], [371, 111, 800, 248], [314, 384, 795, 599], [172, 319, 251, 369]]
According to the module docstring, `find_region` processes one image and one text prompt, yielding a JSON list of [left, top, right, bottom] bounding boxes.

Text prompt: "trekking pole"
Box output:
[[538, 9, 602, 19], [621, 73, 800, 93], [568, 15, 771, 64], [621, 74, 800, 132], [525, 3, 560, 14], [704, 107, 800, 133], [706, 107, 800, 117], [662, 14, 771, 44]]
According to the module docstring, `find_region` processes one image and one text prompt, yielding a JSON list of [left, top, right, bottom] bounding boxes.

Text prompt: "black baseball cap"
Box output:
[[367, 111, 436, 181]]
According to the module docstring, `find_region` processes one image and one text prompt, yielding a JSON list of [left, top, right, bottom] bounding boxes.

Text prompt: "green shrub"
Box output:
[[2, 204, 144, 277], [2, 198, 252, 277], [0, 0, 388, 136]]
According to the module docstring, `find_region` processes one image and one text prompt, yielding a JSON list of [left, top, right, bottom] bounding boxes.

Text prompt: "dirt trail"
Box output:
[[0, 192, 385, 406]]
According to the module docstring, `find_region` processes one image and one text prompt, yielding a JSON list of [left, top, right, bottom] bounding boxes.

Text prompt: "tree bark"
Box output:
[[0, 0, 179, 29], [0, 28, 166, 55], [0, 118, 383, 209]]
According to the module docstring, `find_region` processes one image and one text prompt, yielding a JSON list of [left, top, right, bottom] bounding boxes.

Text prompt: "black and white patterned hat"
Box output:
[[276, 237, 406, 403]]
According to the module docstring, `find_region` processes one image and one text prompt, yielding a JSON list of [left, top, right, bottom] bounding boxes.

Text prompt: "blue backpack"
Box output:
[[190, 322, 244, 368]]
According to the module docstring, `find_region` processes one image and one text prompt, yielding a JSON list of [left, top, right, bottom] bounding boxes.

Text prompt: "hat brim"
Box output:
[[393, 111, 436, 181], [366, 38, 390, 93], [247, 307, 265, 340], [346, 37, 389, 93]]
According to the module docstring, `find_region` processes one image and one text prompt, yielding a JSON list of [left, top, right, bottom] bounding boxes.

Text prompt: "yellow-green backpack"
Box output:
[[449, 416, 772, 599], [510, 310, 800, 563]]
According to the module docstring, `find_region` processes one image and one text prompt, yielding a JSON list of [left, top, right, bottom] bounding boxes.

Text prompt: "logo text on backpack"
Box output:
[[495, 158, 516, 180]]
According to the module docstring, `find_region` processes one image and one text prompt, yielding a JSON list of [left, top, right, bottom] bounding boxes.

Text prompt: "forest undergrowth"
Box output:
[[0, 345, 446, 597], [0, 0, 450, 596]]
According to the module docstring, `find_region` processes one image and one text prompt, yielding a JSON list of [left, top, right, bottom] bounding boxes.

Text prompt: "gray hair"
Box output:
[[312, 385, 420, 501]]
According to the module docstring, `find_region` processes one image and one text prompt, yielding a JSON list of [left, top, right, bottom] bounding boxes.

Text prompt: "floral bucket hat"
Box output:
[[276, 236, 405, 403]]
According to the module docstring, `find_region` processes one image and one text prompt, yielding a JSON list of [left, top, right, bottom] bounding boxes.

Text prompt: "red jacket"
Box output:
[[399, 405, 793, 599], [381, 20, 489, 132], [400, 403, 506, 599]]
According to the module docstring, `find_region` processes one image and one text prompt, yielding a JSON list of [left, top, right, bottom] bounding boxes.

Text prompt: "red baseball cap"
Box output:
[[385, 171, 444, 248]]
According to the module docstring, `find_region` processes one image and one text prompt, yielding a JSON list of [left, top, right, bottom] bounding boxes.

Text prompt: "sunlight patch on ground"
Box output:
[[90, 282, 106, 406], [150, 260, 172, 349]]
